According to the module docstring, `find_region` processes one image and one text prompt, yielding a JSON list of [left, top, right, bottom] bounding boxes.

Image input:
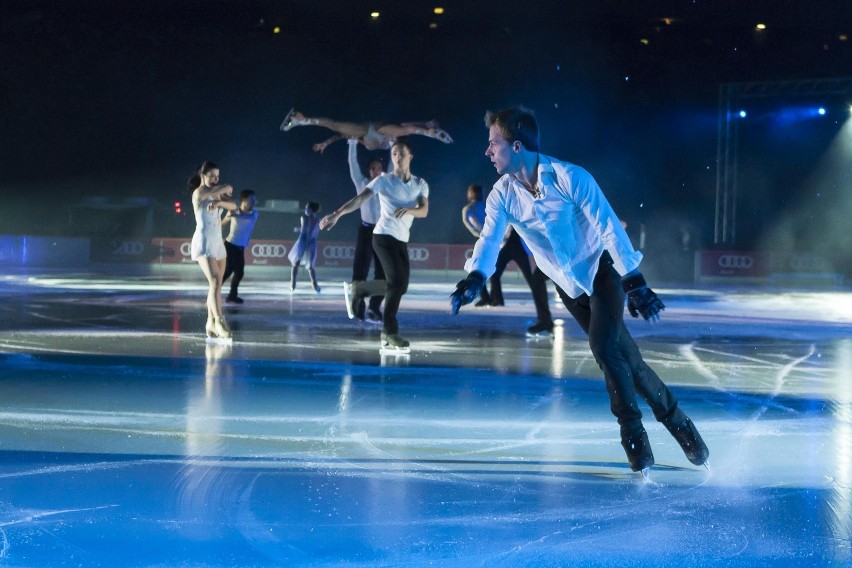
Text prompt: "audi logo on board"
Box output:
[[717, 255, 753, 269], [179, 242, 192, 257], [111, 240, 145, 256], [407, 247, 429, 262], [323, 245, 356, 260], [251, 244, 287, 258]]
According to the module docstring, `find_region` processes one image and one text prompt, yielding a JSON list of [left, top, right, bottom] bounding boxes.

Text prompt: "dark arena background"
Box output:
[[1, 1, 851, 566]]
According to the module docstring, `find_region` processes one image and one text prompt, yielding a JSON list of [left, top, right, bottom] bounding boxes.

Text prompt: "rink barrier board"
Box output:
[[1, 236, 846, 286], [695, 250, 844, 286], [93, 238, 484, 272]]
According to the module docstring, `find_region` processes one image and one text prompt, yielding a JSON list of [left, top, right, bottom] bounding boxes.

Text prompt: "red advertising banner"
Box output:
[[154, 238, 195, 265], [447, 244, 475, 272]]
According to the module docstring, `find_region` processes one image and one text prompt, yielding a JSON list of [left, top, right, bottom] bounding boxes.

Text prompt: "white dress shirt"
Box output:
[[367, 172, 429, 243], [348, 140, 381, 225], [465, 154, 642, 298]]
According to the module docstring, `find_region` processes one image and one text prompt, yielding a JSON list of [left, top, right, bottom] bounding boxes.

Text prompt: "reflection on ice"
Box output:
[[0, 274, 850, 564]]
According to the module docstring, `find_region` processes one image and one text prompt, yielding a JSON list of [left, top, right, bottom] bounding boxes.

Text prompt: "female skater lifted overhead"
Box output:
[[280, 109, 453, 153], [188, 161, 238, 340]]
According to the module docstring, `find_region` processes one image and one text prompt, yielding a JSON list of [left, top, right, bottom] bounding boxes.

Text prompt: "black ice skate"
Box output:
[[621, 427, 655, 473], [663, 408, 710, 467], [526, 320, 554, 339]]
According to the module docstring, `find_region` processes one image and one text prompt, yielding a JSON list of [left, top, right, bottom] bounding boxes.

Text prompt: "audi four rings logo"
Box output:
[[408, 247, 430, 261], [112, 241, 145, 255], [180, 242, 192, 256], [323, 245, 355, 260], [717, 255, 754, 269], [251, 244, 287, 258]]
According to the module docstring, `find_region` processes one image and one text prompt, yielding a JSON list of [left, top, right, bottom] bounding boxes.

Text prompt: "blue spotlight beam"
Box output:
[[714, 77, 852, 245]]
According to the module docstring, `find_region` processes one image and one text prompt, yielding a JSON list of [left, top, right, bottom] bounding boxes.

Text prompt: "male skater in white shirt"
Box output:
[[452, 107, 708, 475]]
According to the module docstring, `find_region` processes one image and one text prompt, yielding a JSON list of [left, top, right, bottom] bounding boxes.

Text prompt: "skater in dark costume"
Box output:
[[347, 140, 386, 323], [222, 189, 259, 304], [281, 109, 453, 152], [320, 139, 429, 351], [288, 202, 322, 293], [451, 107, 709, 474], [463, 184, 554, 337], [188, 161, 238, 340]]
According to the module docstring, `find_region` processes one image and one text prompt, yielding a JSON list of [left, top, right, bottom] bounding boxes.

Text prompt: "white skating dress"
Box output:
[[191, 195, 226, 261]]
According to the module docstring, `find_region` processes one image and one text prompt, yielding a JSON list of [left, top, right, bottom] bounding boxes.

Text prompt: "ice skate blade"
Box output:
[[205, 336, 233, 345], [525, 333, 553, 340], [280, 107, 296, 131], [639, 467, 652, 482], [380, 346, 410, 355]]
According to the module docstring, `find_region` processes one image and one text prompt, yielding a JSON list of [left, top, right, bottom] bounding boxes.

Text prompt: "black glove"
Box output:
[[622, 272, 665, 322], [450, 271, 486, 315]]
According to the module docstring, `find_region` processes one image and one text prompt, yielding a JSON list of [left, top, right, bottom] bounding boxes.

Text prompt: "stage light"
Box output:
[[273, 26, 280, 34], [738, 110, 747, 118], [370, 11, 380, 19], [818, 107, 826, 115], [434, 7, 444, 15], [756, 23, 766, 31]]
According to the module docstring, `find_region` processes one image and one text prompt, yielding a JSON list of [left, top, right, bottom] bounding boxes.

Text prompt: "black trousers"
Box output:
[[223, 241, 245, 297], [352, 222, 385, 314], [371, 234, 409, 335], [556, 252, 679, 438], [491, 231, 552, 324]]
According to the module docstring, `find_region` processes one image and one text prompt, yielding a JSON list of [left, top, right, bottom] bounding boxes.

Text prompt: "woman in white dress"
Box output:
[[188, 161, 238, 339]]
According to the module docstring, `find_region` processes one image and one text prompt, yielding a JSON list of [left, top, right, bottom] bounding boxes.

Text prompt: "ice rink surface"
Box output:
[[0, 269, 851, 566]]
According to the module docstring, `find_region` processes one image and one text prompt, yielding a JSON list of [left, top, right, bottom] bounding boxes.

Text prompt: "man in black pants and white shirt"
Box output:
[[321, 139, 429, 350], [452, 107, 708, 475], [347, 139, 386, 322]]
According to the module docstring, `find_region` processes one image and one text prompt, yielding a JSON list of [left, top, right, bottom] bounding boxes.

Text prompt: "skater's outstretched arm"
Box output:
[[319, 190, 375, 231], [197, 183, 233, 202], [313, 134, 346, 153]]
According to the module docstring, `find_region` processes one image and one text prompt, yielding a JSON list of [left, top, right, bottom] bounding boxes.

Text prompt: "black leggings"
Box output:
[[556, 253, 679, 437], [223, 241, 245, 296], [371, 234, 409, 334], [352, 222, 385, 313], [491, 230, 552, 323]]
